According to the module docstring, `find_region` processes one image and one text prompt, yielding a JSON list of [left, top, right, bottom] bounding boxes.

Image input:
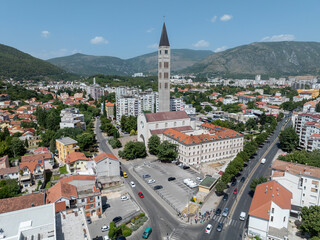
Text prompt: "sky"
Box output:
[[1, 0, 320, 60]]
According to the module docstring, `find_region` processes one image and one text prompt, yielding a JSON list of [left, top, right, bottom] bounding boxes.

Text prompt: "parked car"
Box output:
[[196, 177, 203, 182], [153, 185, 163, 190], [142, 174, 151, 178], [178, 163, 183, 167], [215, 208, 221, 216], [113, 216, 122, 223], [147, 179, 155, 184], [121, 196, 129, 201], [223, 193, 228, 201], [216, 222, 223, 232], [104, 236, 110, 240], [205, 224, 213, 234], [240, 177, 245, 183], [168, 177, 176, 181], [222, 208, 229, 217], [101, 225, 109, 232], [130, 181, 136, 188], [102, 203, 110, 209], [138, 192, 144, 198], [183, 165, 190, 170], [86, 218, 92, 224], [231, 180, 237, 186], [171, 160, 177, 164], [233, 188, 238, 194]]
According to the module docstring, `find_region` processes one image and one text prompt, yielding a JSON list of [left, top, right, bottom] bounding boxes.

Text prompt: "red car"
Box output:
[[233, 188, 238, 194], [138, 192, 144, 198]]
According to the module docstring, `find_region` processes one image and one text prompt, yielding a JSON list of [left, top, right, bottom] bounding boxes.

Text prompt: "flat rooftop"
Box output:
[[199, 177, 216, 188], [0, 203, 55, 240]]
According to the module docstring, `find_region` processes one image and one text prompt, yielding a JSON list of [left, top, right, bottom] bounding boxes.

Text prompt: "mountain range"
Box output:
[[0, 41, 320, 80], [0, 44, 76, 81], [47, 49, 213, 77]]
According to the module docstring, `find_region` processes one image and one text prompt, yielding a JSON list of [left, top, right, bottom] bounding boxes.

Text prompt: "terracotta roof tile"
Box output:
[[272, 159, 320, 179], [0, 166, 19, 175], [65, 152, 88, 164], [145, 111, 189, 122], [0, 193, 45, 214], [150, 126, 193, 135], [46, 181, 78, 204], [21, 152, 52, 162], [249, 181, 292, 220], [59, 175, 96, 184], [54, 201, 66, 213], [94, 152, 118, 163]]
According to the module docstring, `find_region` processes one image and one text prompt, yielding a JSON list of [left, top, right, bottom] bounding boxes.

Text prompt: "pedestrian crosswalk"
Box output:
[[170, 224, 187, 240], [209, 215, 246, 229]]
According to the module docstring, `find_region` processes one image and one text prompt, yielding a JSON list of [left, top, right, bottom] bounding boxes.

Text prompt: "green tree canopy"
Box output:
[[148, 135, 161, 155], [10, 137, 26, 158], [250, 176, 268, 192], [157, 140, 178, 162], [300, 205, 320, 237], [119, 141, 147, 160], [279, 127, 299, 152]]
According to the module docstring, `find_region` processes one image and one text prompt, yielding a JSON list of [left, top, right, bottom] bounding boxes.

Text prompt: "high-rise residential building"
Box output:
[[60, 107, 86, 130], [158, 23, 170, 112]]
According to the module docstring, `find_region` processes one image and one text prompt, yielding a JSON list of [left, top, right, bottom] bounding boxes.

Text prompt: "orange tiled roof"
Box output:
[[21, 152, 52, 163], [105, 102, 115, 107], [65, 152, 88, 164], [59, 174, 96, 184], [94, 152, 118, 163], [46, 181, 78, 204], [272, 159, 320, 179], [248, 181, 292, 220], [0, 193, 45, 214]]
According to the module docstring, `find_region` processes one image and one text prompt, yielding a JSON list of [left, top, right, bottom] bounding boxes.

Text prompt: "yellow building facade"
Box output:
[[297, 89, 319, 99], [56, 137, 79, 163]]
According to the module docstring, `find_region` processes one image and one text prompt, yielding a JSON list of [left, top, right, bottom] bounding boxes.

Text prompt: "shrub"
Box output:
[[138, 212, 145, 218], [122, 228, 132, 237]]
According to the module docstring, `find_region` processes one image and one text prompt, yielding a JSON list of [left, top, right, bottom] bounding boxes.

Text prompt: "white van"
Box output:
[[261, 158, 266, 164], [239, 212, 246, 221]]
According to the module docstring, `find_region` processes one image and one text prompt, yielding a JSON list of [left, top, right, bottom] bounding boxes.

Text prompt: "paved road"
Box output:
[[197, 114, 292, 240]]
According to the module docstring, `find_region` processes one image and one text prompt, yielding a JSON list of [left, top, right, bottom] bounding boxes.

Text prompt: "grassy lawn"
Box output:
[[59, 165, 68, 174], [53, 175, 61, 181]]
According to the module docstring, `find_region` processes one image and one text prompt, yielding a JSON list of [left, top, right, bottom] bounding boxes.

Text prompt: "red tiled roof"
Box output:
[[94, 152, 118, 163], [0, 193, 45, 214], [150, 126, 193, 135], [145, 111, 189, 122], [46, 181, 78, 204], [21, 152, 52, 162], [105, 102, 115, 107], [0, 155, 8, 165], [59, 175, 96, 184], [54, 201, 66, 213], [65, 152, 88, 164], [0, 166, 19, 175], [34, 147, 50, 154], [248, 181, 292, 220]]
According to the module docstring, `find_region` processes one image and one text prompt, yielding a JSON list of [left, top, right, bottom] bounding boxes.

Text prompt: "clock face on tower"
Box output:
[[140, 121, 144, 128]]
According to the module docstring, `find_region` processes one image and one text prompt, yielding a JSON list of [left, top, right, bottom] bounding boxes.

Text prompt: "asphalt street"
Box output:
[[197, 115, 292, 240]]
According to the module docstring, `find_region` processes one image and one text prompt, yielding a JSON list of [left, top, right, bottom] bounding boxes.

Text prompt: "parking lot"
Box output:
[[134, 161, 202, 212], [88, 194, 140, 239]]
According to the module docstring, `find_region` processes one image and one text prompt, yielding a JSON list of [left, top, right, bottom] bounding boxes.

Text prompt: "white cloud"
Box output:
[[193, 40, 210, 48], [214, 46, 227, 53], [146, 27, 154, 33], [261, 34, 295, 42], [147, 43, 158, 49], [41, 30, 50, 38], [220, 14, 233, 21], [90, 36, 109, 45], [211, 16, 217, 23]]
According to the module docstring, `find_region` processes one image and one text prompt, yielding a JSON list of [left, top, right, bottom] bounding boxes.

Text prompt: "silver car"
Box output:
[[222, 208, 229, 217]]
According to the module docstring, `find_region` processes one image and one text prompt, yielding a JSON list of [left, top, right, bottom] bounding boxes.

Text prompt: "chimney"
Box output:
[[31, 203, 34, 207], [277, 187, 279, 191], [265, 186, 268, 194], [277, 192, 279, 196], [272, 194, 274, 198]]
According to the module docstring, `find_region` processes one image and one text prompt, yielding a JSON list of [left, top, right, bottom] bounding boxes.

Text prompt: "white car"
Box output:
[[101, 225, 109, 232], [130, 181, 136, 187], [196, 177, 203, 182], [148, 179, 156, 184], [205, 224, 213, 234], [104, 236, 110, 240], [121, 196, 129, 201]]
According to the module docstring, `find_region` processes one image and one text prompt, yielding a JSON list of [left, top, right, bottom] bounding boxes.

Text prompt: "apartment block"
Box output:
[[56, 137, 79, 163], [60, 107, 86, 130]]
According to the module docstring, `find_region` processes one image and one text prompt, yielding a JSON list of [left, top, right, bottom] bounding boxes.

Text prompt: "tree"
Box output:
[[204, 105, 212, 112], [0, 179, 20, 199], [148, 135, 161, 155], [46, 108, 60, 131], [76, 132, 94, 151], [250, 176, 268, 192], [157, 141, 178, 162], [279, 127, 299, 152], [108, 138, 122, 149], [215, 180, 227, 195], [300, 205, 320, 237], [316, 102, 320, 113], [49, 138, 56, 153], [24, 139, 29, 148], [119, 141, 147, 160], [10, 137, 26, 157]]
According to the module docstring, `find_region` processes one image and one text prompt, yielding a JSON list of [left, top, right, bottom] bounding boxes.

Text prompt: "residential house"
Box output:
[[46, 175, 102, 217], [60, 107, 86, 130], [93, 152, 121, 188], [248, 181, 292, 240], [19, 131, 34, 141], [0, 166, 19, 180], [56, 137, 79, 163], [105, 101, 115, 119], [0, 155, 9, 169], [272, 160, 320, 210], [65, 152, 89, 173]]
